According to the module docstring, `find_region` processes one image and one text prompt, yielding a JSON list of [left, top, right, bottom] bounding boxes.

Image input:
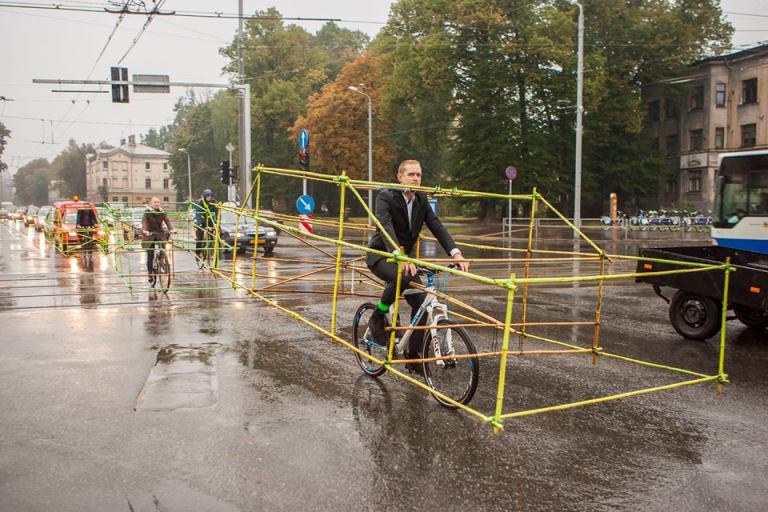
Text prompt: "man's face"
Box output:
[[397, 164, 422, 189], [149, 198, 161, 209], [204, 194, 213, 202]]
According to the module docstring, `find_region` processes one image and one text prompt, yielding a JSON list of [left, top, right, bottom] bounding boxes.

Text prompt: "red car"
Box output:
[[52, 200, 105, 254]]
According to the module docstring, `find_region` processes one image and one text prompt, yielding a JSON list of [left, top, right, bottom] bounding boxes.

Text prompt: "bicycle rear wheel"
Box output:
[[422, 319, 479, 408], [353, 303, 388, 377], [156, 251, 172, 291]]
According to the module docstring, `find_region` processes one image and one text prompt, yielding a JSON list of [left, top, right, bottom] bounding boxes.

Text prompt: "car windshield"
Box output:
[[220, 209, 256, 227]]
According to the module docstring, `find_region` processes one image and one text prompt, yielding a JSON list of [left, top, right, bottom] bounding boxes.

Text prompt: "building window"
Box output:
[[112, 196, 119, 202], [688, 170, 702, 193], [122, 177, 128, 185], [715, 127, 725, 149], [741, 123, 757, 147], [666, 178, 678, 195], [102, 178, 108, 186], [715, 83, 726, 107], [690, 86, 704, 111], [111, 177, 118, 185], [145, 178, 152, 189], [122, 196, 128, 203], [101, 161, 108, 170], [666, 134, 680, 155], [163, 178, 169, 189], [145, 162, 151, 170], [665, 99, 679, 119], [742, 78, 757, 105], [163, 163, 168, 170], [648, 101, 660, 122], [163, 197, 169, 203], [690, 129, 703, 151]]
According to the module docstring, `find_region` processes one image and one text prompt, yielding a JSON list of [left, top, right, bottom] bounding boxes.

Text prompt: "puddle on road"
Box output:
[[135, 343, 221, 412]]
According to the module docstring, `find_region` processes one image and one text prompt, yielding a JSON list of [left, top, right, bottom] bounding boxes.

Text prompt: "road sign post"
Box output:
[[298, 129, 309, 195], [505, 166, 518, 239]]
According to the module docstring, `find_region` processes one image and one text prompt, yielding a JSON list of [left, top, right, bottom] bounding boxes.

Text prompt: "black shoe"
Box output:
[[147, 275, 154, 283], [403, 352, 421, 374], [368, 310, 389, 347]]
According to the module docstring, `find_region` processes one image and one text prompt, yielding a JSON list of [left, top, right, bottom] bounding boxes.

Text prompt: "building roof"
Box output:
[[88, 141, 169, 160], [694, 42, 768, 66]]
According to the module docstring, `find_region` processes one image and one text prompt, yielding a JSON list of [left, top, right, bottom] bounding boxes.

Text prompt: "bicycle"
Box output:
[[195, 224, 216, 269], [147, 231, 172, 292], [352, 264, 480, 408], [77, 227, 97, 269]]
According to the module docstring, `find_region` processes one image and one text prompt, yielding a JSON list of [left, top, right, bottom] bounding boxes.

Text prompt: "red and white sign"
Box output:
[[299, 214, 313, 234]]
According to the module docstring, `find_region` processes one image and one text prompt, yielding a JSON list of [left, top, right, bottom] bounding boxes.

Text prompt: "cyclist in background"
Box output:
[[193, 189, 218, 261], [142, 197, 174, 282]]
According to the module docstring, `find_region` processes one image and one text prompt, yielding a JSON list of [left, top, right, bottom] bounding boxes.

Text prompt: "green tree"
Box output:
[[218, 9, 369, 208], [141, 126, 172, 150], [13, 158, 52, 205], [167, 91, 238, 201], [0, 122, 10, 173], [51, 139, 94, 198]]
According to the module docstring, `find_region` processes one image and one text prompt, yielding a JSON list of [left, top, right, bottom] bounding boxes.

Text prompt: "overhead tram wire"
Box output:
[[115, 0, 169, 65]]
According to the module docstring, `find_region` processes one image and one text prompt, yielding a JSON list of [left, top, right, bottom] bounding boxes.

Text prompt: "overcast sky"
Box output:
[[1, 0, 766, 174]]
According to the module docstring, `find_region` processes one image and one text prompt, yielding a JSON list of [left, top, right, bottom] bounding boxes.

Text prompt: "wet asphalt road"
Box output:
[[1, 219, 767, 511]]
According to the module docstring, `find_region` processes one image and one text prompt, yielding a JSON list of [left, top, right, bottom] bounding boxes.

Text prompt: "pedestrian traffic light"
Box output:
[[298, 149, 310, 171], [220, 160, 231, 184], [110, 66, 129, 103]]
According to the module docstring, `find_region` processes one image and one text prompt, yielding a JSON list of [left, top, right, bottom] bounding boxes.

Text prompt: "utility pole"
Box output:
[[237, 0, 252, 208], [572, 1, 584, 232]]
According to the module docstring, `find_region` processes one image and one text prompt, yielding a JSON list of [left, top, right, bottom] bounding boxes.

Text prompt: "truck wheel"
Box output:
[[733, 305, 768, 329], [669, 291, 721, 341]]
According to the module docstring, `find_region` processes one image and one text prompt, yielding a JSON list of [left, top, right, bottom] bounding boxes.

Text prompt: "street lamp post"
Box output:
[[179, 148, 192, 201], [569, 0, 584, 232], [348, 84, 373, 223]]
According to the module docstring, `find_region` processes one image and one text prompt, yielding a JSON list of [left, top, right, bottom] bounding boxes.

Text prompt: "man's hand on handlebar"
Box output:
[[452, 251, 470, 272], [404, 262, 418, 276]]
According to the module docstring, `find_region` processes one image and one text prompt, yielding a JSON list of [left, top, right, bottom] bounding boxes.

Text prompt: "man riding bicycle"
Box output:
[[366, 159, 470, 368], [142, 197, 174, 282], [193, 189, 218, 261]]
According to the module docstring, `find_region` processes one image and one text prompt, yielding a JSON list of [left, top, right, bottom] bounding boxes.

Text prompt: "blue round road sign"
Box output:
[[296, 194, 315, 215], [505, 166, 518, 181], [298, 129, 309, 150]]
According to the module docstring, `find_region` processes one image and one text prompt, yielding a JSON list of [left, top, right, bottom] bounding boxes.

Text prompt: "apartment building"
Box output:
[[644, 43, 768, 211], [85, 135, 174, 206]]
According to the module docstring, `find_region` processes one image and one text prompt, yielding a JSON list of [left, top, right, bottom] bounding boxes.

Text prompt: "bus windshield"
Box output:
[[714, 154, 768, 227]]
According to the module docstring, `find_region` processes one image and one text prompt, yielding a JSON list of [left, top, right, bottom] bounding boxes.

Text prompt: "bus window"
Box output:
[[748, 173, 768, 216], [718, 174, 747, 227]]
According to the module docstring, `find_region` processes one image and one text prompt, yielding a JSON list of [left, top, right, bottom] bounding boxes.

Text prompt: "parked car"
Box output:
[[25, 206, 39, 226], [0, 207, 9, 220], [35, 206, 53, 232], [218, 204, 278, 256], [118, 207, 145, 241], [11, 206, 27, 221]]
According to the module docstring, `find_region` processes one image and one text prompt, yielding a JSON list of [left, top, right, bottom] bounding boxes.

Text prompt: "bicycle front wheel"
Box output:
[[353, 303, 388, 377], [156, 251, 172, 291], [422, 319, 479, 408]]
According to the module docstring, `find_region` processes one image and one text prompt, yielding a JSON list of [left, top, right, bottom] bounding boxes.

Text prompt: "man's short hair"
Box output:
[[397, 160, 421, 175]]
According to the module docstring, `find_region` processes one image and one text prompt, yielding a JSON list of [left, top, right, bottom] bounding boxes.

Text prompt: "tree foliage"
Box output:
[[13, 158, 52, 205], [51, 139, 93, 198], [0, 122, 10, 173]]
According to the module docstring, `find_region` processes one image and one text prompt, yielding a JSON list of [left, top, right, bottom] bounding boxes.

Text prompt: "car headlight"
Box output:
[[265, 229, 276, 237], [68, 231, 77, 236]]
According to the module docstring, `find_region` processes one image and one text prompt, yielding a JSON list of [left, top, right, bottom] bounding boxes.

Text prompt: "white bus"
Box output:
[[712, 150, 768, 254]]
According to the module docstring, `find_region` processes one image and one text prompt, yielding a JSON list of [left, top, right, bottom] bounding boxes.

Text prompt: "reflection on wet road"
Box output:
[[1, 218, 767, 511]]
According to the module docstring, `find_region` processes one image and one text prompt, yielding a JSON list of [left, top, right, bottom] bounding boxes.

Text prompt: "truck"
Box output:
[[636, 150, 768, 340]]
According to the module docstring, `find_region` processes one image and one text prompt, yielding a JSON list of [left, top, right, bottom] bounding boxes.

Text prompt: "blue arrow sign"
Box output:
[[296, 194, 315, 215], [298, 128, 309, 150], [505, 166, 518, 181]]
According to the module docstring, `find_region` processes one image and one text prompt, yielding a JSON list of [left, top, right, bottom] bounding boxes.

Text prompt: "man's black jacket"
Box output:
[[366, 188, 458, 268]]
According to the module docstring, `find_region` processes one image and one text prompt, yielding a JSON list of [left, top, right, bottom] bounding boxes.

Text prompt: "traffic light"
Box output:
[[220, 160, 231, 185], [298, 149, 310, 171], [110, 67, 129, 103]]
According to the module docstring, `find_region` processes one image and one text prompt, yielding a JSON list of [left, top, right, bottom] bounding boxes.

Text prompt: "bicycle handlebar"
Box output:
[[415, 263, 460, 276]]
